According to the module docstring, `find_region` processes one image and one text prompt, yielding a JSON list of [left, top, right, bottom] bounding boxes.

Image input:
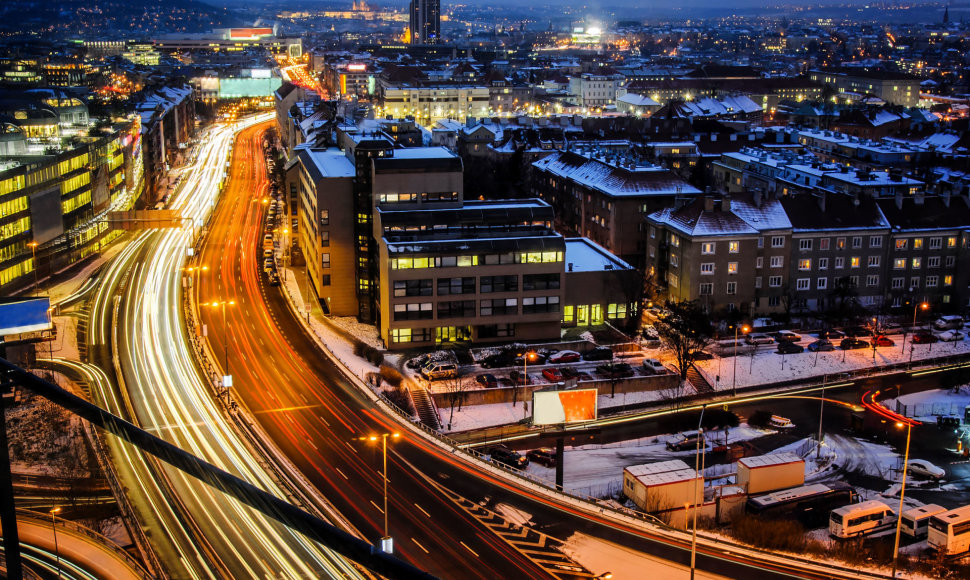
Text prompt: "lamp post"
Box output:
[[515, 351, 535, 408], [281, 228, 289, 282], [902, 301, 929, 357], [205, 300, 234, 401], [690, 404, 707, 580], [50, 506, 61, 578], [28, 241, 39, 290], [359, 433, 400, 553], [891, 420, 913, 579], [732, 325, 749, 397]]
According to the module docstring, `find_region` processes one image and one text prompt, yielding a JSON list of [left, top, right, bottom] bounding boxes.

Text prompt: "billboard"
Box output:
[[0, 297, 52, 335], [532, 388, 598, 425], [219, 77, 282, 99]]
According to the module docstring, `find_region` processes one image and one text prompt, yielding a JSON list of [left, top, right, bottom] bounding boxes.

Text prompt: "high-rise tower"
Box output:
[[409, 0, 440, 44]]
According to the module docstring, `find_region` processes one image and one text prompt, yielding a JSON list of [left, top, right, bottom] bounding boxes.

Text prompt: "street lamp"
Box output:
[[28, 241, 39, 290], [515, 351, 536, 408], [359, 433, 400, 553], [50, 506, 61, 578], [902, 301, 929, 357], [732, 325, 749, 397], [690, 404, 707, 580], [204, 300, 235, 401], [891, 420, 914, 579]]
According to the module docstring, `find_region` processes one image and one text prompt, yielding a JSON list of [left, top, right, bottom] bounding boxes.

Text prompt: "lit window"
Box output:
[[701, 242, 715, 254], [729, 241, 740, 253], [850, 257, 860, 268], [727, 262, 738, 274], [912, 257, 921, 269], [798, 259, 811, 270], [893, 258, 905, 269]]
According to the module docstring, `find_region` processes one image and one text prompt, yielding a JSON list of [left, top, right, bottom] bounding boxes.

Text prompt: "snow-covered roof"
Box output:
[[738, 452, 803, 469], [617, 93, 659, 107], [650, 195, 791, 238], [533, 151, 701, 198], [302, 147, 355, 179], [625, 459, 692, 477], [564, 238, 632, 273], [630, 469, 702, 487]]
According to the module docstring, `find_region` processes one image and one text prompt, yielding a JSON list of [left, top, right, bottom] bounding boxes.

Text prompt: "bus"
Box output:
[[901, 504, 947, 539], [829, 500, 896, 539], [746, 482, 859, 528], [928, 505, 970, 555]]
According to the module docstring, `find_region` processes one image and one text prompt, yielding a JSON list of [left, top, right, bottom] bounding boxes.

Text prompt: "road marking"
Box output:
[[370, 500, 384, 514], [414, 503, 431, 518], [459, 541, 479, 558], [334, 467, 348, 480], [410, 538, 429, 554]]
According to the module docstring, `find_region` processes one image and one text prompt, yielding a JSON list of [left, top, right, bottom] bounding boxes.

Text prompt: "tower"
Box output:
[[409, 0, 440, 44], [943, 3, 950, 24]]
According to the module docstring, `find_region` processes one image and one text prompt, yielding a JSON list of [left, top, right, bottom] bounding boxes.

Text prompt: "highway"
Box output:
[[192, 121, 830, 579], [83, 116, 364, 579]]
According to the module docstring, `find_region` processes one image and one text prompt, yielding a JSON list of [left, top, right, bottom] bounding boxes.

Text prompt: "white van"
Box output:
[[421, 362, 458, 381], [830, 500, 896, 539], [901, 504, 946, 539], [934, 315, 965, 330]]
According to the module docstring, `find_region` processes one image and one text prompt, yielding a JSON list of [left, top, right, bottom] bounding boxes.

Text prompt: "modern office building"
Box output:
[[409, 0, 441, 45]]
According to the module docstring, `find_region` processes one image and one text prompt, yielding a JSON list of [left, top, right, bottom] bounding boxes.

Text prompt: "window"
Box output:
[[866, 275, 879, 287], [849, 276, 859, 288], [756, 257, 763, 269], [895, 239, 908, 251], [729, 241, 740, 253], [607, 303, 628, 319], [726, 281, 737, 295], [438, 300, 475, 318], [770, 256, 784, 268], [757, 236, 764, 249], [868, 256, 880, 268], [320, 210, 329, 226], [755, 276, 762, 289], [480, 298, 517, 316], [913, 238, 923, 250], [437, 277, 476, 295], [817, 277, 827, 290], [819, 238, 830, 251], [768, 296, 780, 307], [946, 256, 956, 267], [700, 263, 715, 275], [393, 302, 433, 321], [394, 279, 433, 297], [699, 283, 713, 295], [320, 231, 330, 247], [852, 236, 862, 249], [894, 258, 906, 269], [818, 258, 828, 270], [929, 237, 942, 250], [701, 242, 715, 254], [798, 259, 811, 270], [947, 236, 957, 249], [892, 277, 904, 289], [563, 305, 574, 323], [945, 275, 953, 286], [320, 275, 331, 286], [799, 239, 813, 251], [912, 257, 921, 269], [649, 226, 656, 239], [523, 273, 560, 291], [796, 278, 810, 290], [669, 233, 680, 247], [910, 277, 920, 289], [926, 275, 938, 288], [835, 257, 845, 269], [670, 254, 679, 267], [836, 237, 846, 250], [850, 257, 860, 268], [771, 236, 785, 248], [479, 275, 517, 293], [728, 262, 738, 275], [769, 276, 782, 287], [321, 253, 331, 269], [927, 257, 940, 268], [869, 236, 882, 248], [522, 296, 560, 314]]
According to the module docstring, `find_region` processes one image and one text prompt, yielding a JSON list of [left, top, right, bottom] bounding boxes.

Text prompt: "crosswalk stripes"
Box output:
[[435, 484, 596, 579]]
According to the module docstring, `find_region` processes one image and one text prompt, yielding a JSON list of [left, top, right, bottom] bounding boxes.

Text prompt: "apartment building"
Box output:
[[808, 69, 921, 107], [646, 195, 792, 315], [381, 85, 489, 124], [532, 149, 702, 269], [568, 73, 625, 108]]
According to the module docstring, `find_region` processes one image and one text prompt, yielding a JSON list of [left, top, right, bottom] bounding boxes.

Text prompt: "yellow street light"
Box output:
[[358, 433, 400, 553], [50, 506, 62, 577], [891, 420, 913, 578]]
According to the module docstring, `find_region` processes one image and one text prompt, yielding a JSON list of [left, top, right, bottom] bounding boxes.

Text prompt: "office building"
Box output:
[[409, 0, 441, 45]]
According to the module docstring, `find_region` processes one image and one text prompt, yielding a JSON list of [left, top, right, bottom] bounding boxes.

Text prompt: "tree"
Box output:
[[443, 369, 470, 429], [655, 300, 714, 386]]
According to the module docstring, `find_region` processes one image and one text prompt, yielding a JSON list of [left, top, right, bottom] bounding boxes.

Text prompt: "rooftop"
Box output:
[[738, 452, 803, 469], [564, 238, 633, 273]]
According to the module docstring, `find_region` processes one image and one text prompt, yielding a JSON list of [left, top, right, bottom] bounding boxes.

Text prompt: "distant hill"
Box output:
[[0, 0, 244, 38]]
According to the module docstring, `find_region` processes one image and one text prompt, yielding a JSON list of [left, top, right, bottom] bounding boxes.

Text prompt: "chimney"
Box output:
[[704, 196, 715, 212], [753, 188, 763, 208], [720, 196, 731, 212], [568, 263, 574, 272]]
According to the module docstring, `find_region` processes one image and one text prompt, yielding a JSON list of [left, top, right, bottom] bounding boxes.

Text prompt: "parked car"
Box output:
[[745, 333, 775, 345], [844, 326, 871, 338], [642, 358, 666, 374], [933, 315, 965, 331], [547, 350, 582, 364], [776, 342, 804, 354], [421, 362, 459, 381], [817, 329, 846, 340], [560, 367, 592, 381], [267, 273, 280, 287], [912, 332, 939, 344], [489, 445, 528, 469], [262, 248, 273, 258], [873, 335, 896, 347], [693, 351, 715, 360], [840, 338, 870, 350], [583, 347, 614, 361], [938, 330, 965, 342], [480, 352, 515, 368], [526, 448, 557, 467], [642, 325, 659, 340], [907, 459, 945, 481], [476, 373, 498, 388], [596, 362, 634, 379], [667, 433, 705, 452], [808, 339, 835, 352], [775, 330, 802, 343], [406, 353, 431, 370], [542, 368, 564, 382]]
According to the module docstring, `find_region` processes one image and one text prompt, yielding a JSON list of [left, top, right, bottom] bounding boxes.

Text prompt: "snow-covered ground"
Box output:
[[883, 387, 970, 422], [561, 532, 731, 580]]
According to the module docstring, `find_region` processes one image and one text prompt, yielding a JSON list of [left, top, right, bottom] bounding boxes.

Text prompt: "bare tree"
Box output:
[[444, 369, 470, 429], [655, 300, 714, 387]]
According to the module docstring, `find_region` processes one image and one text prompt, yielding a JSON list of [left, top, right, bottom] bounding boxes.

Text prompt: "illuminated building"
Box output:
[[409, 0, 440, 45]]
